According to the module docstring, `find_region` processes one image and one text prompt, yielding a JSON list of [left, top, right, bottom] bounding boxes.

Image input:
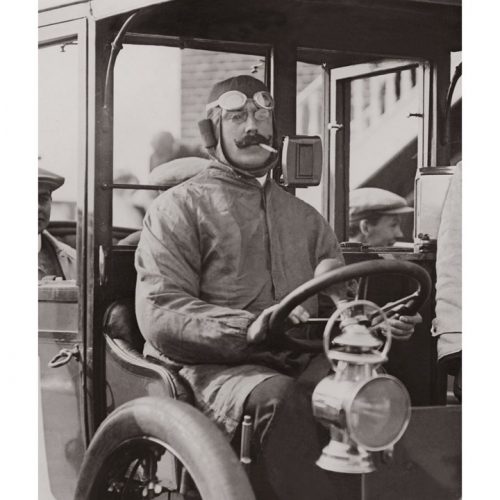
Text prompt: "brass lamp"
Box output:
[[312, 300, 411, 474]]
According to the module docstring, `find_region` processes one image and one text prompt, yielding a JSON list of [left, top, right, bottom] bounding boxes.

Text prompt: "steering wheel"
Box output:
[[268, 260, 432, 352]]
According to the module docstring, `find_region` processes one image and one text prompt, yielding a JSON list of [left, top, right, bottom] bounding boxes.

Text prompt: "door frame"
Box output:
[[38, 15, 90, 443]]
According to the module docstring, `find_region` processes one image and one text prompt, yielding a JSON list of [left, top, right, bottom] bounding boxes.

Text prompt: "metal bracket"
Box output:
[[328, 122, 343, 130], [48, 345, 81, 368]]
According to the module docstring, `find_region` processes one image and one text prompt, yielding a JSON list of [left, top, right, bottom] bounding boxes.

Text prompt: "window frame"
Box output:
[[328, 59, 428, 241]]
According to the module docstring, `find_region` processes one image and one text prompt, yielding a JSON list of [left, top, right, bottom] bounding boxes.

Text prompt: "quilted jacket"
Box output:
[[135, 161, 343, 436]]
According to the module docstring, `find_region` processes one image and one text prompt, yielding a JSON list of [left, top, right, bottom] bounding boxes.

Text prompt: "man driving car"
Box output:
[[135, 75, 421, 499]]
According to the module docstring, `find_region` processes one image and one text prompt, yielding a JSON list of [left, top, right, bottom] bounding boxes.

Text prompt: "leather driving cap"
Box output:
[[350, 187, 413, 222], [207, 75, 269, 106], [38, 167, 65, 191]]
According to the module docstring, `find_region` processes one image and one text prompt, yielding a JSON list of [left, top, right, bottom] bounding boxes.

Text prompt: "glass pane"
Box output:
[[38, 39, 79, 223], [38, 38, 79, 280], [113, 44, 266, 229], [295, 61, 324, 213], [348, 66, 420, 245], [38, 33, 83, 495]]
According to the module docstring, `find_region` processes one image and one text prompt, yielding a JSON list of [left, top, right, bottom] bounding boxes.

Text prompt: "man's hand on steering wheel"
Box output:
[[287, 305, 310, 325], [385, 312, 423, 340], [372, 303, 423, 340], [247, 304, 310, 344]]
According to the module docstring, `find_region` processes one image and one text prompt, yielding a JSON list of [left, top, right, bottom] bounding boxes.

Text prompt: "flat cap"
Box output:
[[39, 167, 65, 191], [350, 187, 413, 222]]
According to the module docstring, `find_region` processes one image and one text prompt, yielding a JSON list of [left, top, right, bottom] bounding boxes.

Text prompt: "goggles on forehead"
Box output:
[[206, 90, 274, 112]]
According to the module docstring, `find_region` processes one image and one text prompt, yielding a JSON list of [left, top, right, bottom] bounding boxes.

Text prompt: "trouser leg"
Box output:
[[234, 355, 360, 500], [233, 375, 292, 500]]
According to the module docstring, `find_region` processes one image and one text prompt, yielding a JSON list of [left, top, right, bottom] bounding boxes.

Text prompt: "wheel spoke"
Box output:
[[120, 458, 142, 498], [98, 446, 204, 499]]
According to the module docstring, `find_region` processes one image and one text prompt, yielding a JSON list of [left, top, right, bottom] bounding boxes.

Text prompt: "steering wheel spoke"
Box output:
[[352, 277, 366, 301]]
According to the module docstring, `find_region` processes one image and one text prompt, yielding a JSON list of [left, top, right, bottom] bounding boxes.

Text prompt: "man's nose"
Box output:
[[244, 112, 258, 133], [395, 225, 403, 238]]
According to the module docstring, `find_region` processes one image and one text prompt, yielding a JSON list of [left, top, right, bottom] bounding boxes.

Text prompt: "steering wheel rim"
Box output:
[[268, 260, 432, 352]]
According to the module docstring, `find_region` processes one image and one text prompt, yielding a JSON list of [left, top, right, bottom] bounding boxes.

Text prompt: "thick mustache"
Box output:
[[235, 134, 272, 149]]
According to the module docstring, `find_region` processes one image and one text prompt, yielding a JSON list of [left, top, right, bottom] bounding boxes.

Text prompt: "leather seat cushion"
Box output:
[[103, 298, 145, 353]]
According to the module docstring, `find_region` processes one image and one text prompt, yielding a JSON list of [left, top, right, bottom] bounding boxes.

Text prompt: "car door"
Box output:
[[38, 15, 87, 500]]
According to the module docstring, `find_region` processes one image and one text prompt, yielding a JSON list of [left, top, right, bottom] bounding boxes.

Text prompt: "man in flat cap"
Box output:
[[38, 168, 77, 280], [349, 187, 414, 247], [136, 75, 420, 499]]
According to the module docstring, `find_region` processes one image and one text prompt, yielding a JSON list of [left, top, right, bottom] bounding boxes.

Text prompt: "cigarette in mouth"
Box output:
[[258, 143, 278, 154]]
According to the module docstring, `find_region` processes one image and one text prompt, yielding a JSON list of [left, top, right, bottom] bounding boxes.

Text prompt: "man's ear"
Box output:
[[359, 219, 370, 236], [198, 119, 217, 149]]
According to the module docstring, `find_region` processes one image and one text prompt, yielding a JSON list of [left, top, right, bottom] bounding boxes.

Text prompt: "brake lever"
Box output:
[[380, 291, 419, 315], [305, 318, 329, 324], [367, 292, 419, 323], [384, 303, 412, 319]]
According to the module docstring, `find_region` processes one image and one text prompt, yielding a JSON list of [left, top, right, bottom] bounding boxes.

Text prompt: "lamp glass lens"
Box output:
[[349, 377, 410, 450]]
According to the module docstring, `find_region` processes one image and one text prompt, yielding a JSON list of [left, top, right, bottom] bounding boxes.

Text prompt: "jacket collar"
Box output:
[[42, 230, 66, 256], [41, 230, 77, 280], [209, 135, 279, 180], [207, 160, 271, 190]]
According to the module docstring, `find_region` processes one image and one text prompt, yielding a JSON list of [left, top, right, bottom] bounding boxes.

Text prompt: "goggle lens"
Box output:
[[219, 91, 247, 111], [254, 108, 271, 120], [254, 91, 274, 109]]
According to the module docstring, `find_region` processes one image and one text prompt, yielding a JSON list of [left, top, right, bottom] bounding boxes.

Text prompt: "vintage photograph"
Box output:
[[37, 0, 462, 498]]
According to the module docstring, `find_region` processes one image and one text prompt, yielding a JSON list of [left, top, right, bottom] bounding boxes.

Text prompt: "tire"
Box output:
[[75, 397, 255, 500]]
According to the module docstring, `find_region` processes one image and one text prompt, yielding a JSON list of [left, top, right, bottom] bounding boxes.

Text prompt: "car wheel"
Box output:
[[75, 397, 255, 500]]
